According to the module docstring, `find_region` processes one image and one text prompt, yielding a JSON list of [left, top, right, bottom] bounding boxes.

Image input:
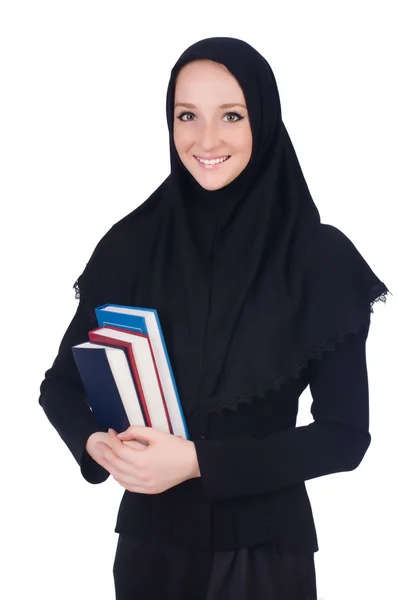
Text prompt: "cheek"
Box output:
[[226, 124, 252, 152], [237, 127, 252, 154], [229, 132, 252, 176], [173, 124, 193, 153]]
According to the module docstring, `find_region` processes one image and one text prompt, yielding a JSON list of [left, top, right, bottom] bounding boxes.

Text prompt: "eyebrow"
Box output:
[[174, 102, 247, 110]]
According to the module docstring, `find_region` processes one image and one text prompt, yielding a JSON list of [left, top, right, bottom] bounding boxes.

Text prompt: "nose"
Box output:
[[198, 122, 221, 150]]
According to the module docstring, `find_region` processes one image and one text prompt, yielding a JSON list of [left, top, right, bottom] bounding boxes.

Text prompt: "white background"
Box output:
[[1, 1, 396, 599]]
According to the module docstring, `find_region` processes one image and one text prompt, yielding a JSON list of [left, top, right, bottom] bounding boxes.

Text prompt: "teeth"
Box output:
[[196, 156, 229, 165]]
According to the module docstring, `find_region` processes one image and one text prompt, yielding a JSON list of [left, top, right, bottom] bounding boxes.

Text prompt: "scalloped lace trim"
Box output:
[[72, 274, 390, 416], [369, 290, 388, 312], [204, 284, 390, 415], [73, 279, 81, 299]]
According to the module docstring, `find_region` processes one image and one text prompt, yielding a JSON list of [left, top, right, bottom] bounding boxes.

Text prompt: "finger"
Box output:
[[93, 444, 137, 482], [96, 443, 142, 476], [123, 440, 147, 451], [115, 426, 140, 440], [108, 429, 142, 450], [94, 453, 112, 473], [108, 428, 145, 452], [112, 479, 154, 495], [126, 485, 154, 495], [110, 467, 153, 492], [108, 433, 147, 460], [116, 425, 160, 444]]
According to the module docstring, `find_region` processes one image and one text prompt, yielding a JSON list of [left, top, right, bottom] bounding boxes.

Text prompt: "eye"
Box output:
[[176, 111, 244, 122], [223, 112, 243, 122], [177, 111, 196, 122]]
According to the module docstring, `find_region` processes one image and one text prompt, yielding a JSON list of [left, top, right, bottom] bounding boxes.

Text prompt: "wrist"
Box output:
[[186, 441, 201, 479]]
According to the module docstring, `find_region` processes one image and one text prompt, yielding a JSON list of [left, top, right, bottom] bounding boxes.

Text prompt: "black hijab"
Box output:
[[75, 37, 389, 437]]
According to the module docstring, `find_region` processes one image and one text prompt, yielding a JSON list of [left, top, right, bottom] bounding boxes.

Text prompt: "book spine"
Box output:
[[144, 333, 174, 434], [72, 346, 130, 433], [88, 331, 152, 428]]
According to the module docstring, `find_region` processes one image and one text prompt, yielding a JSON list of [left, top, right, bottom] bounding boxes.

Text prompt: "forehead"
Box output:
[[174, 59, 244, 100]]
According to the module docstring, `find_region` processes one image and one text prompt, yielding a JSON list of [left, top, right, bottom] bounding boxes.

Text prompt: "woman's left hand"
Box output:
[[94, 426, 201, 494]]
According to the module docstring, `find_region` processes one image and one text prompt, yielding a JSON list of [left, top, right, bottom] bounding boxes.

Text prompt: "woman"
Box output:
[[39, 37, 389, 599]]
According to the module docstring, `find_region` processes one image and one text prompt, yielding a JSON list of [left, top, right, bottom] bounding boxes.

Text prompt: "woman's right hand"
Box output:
[[86, 431, 147, 467], [86, 432, 111, 465]]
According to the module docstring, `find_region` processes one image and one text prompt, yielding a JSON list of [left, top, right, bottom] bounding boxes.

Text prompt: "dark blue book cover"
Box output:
[[72, 344, 131, 433]]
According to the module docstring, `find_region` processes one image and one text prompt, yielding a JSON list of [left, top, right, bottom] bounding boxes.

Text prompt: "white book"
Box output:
[[94, 304, 190, 440]]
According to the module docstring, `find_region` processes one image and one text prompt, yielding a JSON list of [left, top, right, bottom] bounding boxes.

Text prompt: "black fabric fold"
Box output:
[[72, 37, 389, 432]]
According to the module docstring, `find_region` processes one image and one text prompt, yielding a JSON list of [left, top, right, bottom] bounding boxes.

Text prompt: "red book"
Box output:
[[88, 326, 173, 434]]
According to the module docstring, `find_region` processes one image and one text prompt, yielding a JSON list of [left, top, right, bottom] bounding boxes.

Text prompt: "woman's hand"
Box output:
[[94, 426, 201, 494], [85, 431, 112, 464]]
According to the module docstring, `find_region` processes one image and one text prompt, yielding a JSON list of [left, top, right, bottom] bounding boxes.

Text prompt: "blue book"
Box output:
[[72, 342, 146, 433], [95, 303, 190, 440]]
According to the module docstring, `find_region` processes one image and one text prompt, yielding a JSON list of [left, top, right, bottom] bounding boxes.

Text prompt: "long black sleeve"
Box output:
[[39, 299, 110, 484], [193, 321, 371, 501]]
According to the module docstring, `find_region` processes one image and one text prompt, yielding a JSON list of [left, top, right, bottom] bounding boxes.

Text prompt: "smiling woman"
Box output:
[[38, 35, 388, 600], [173, 60, 252, 190]]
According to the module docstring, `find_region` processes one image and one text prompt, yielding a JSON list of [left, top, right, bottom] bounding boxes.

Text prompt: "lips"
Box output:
[[194, 155, 231, 170], [194, 155, 231, 161], [195, 157, 230, 171]]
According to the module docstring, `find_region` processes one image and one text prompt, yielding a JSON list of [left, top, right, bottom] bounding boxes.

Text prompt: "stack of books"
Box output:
[[72, 304, 189, 440]]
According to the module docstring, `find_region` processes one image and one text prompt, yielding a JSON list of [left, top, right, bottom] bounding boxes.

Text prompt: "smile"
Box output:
[[194, 155, 231, 169]]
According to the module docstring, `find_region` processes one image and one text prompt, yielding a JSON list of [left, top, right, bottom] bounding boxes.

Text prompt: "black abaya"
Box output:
[[113, 534, 317, 600], [38, 35, 389, 600]]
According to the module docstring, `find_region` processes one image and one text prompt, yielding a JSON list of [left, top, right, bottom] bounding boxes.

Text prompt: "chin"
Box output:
[[199, 181, 222, 191], [197, 176, 235, 191], [191, 169, 235, 191], [195, 180, 223, 191]]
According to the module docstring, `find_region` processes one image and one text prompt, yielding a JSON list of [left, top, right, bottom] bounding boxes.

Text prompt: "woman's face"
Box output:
[[173, 59, 252, 191]]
